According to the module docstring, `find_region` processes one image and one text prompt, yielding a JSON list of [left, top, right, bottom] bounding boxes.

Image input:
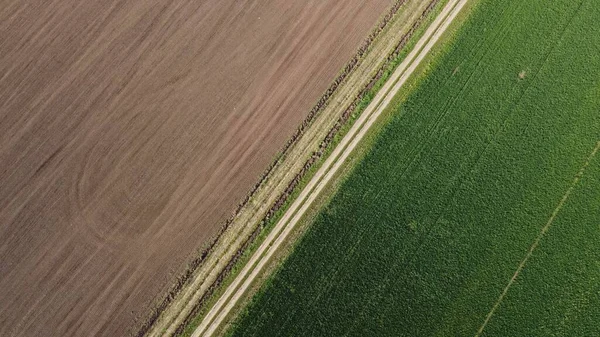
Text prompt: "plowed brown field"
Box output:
[[0, 1, 388, 336]]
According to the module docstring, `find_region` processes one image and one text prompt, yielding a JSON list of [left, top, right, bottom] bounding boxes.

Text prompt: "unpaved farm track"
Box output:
[[146, 1, 444, 335], [0, 1, 389, 336], [194, 0, 469, 335]]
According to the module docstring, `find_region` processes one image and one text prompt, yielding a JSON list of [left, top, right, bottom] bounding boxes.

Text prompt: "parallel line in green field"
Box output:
[[474, 139, 600, 337]]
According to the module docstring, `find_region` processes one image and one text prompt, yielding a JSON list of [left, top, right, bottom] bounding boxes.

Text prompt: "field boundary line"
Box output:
[[474, 140, 600, 337], [193, 0, 469, 336]]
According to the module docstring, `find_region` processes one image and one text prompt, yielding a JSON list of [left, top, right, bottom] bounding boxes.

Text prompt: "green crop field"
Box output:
[[228, 0, 600, 336]]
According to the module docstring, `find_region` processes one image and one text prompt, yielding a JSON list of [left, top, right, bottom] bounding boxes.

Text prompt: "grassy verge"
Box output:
[[226, 0, 600, 336]]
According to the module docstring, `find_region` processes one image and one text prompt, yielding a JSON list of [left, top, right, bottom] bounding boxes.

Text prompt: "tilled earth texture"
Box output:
[[0, 0, 389, 336]]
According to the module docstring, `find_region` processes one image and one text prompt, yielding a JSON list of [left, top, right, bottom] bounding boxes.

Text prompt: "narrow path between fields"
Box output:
[[193, 1, 469, 336]]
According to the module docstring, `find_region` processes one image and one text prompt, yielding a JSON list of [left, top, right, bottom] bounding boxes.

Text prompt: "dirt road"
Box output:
[[0, 1, 388, 336], [193, 0, 470, 335]]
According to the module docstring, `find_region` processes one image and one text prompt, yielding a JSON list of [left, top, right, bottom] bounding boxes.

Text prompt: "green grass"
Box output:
[[228, 0, 600, 336]]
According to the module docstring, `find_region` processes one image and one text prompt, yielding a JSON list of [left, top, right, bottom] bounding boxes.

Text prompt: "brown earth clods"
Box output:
[[0, 1, 389, 336]]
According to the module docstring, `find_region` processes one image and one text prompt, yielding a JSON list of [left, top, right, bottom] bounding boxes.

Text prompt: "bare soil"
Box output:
[[0, 1, 388, 336]]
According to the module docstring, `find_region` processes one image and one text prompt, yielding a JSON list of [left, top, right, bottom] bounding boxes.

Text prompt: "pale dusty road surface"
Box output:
[[193, 0, 470, 336], [0, 1, 389, 336]]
